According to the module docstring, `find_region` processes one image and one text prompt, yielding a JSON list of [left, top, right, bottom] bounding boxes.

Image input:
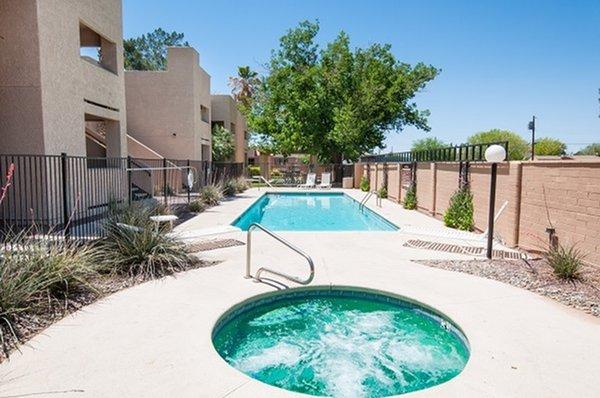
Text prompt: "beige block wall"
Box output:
[[1, 0, 127, 156], [518, 162, 600, 265], [434, 163, 461, 217], [211, 94, 247, 163], [125, 47, 211, 161], [416, 163, 435, 214], [469, 162, 522, 247]]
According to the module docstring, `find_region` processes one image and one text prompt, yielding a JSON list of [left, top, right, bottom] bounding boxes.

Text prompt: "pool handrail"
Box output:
[[359, 190, 381, 209], [245, 222, 315, 285]]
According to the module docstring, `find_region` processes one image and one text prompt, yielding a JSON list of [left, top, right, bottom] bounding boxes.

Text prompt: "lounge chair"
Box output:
[[317, 172, 332, 189], [298, 173, 316, 188]]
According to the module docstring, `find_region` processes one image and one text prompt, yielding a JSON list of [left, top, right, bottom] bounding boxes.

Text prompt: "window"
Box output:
[[230, 122, 237, 133], [79, 23, 117, 74], [200, 105, 209, 123]]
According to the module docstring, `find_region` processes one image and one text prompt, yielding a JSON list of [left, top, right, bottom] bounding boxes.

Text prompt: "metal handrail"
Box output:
[[253, 175, 273, 188], [359, 190, 381, 209], [245, 223, 314, 285]]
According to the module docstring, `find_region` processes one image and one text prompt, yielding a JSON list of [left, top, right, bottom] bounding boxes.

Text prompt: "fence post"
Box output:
[[60, 152, 70, 240], [187, 159, 191, 205], [162, 157, 168, 207], [127, 156, 132, 206]]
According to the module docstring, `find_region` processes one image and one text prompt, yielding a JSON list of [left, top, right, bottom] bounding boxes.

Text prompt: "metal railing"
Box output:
[[359, 190, 382, 209], [0, 153, 244, 242], [360, 141, 509, 163], [245, 223, 314, 285]]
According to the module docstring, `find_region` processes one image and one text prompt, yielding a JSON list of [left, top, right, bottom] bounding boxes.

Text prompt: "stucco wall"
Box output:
[[125, 47, 211, 161], [211, 94, 247, 163], [0, 0, 127, 156]]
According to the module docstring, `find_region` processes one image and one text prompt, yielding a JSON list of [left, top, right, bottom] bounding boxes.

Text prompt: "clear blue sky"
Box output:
[[123, 0, 599, 153]]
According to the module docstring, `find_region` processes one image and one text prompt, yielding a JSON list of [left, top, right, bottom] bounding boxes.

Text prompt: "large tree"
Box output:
[[467, 129, 529, 160], [229, 66, 260, 115], [248, 21, 439, 162], [576, 143, 600, 156], [124, 28, 189, 71], [411, 137, 447, 152], [534, 137, 567, 156]]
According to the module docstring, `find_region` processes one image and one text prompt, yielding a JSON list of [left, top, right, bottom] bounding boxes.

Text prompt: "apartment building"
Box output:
[[210, 94, 248, 163], [125, 47, 212, 161], [0, 0, 127, 157]]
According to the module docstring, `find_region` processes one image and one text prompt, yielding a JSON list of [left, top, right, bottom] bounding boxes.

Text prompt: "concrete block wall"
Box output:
[[357, 159, 600, 266], [518, 162, 600, 264]]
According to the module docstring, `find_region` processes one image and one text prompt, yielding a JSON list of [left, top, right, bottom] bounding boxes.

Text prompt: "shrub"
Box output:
[[222, 179, 237, 197], [360, 176, 370, 192], [0, 233, 100, 348], [248, 166, 261, 176], [403, 185, 417, 209], [444, 188, 474, 231], [200, 184, 223, 206], [233, 178, 249, 193], [378, 186, 388, 199], [188, 200, 206, 213], [545, 243, 584, 280], [97, 206, 196, 279]]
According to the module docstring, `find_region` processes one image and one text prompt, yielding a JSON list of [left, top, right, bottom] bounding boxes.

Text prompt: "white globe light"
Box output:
[[485, 145, 507, 163]]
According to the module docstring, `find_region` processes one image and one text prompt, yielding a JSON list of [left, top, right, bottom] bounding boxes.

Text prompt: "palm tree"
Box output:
[[228, 66, 260, 111]]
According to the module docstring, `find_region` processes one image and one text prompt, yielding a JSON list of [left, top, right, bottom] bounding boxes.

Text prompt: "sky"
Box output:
[[123, 0, 599, 153]]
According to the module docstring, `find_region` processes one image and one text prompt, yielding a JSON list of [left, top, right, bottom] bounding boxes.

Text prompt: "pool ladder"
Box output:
[[245, 223, 315, 285], [359, 190, 382, 209]]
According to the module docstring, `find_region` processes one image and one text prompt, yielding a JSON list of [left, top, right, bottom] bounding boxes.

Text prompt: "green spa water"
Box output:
[[212, 289, 469, 397]]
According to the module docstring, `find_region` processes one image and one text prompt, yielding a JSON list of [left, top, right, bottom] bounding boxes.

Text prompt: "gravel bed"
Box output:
[[418, 259, 600, 317]]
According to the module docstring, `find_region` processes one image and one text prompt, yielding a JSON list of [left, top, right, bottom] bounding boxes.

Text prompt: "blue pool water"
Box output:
[[232, 193, 398, 231]]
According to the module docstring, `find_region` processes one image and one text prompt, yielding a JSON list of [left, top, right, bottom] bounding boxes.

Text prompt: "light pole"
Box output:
[[484, 144, 507, 259], [528, 116, 536, 160]]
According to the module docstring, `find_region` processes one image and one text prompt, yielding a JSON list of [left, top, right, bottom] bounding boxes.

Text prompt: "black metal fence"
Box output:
[[0, 153, 243, 241], [360, 141, 509, 163]]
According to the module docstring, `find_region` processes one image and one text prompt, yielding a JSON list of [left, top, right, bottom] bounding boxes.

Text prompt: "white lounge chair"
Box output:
[[317, 172, 332, 189], [298, 173, 316, 188]]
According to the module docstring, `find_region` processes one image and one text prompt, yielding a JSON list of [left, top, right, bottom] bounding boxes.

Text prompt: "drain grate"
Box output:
[[404, 239, 523, 260], [186, 239, 245, 253]]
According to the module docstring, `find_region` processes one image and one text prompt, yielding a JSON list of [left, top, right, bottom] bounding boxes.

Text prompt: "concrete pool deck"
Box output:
[[1, 188, 599, 397]]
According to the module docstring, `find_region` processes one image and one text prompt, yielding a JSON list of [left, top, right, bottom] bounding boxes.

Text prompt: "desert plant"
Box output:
[[200, 184, 223, 206], [444, 188, 474, 231], [0, 233, 100, 350], [248, 166, 261, 176], [188, 200, 206, 213], [403, 185, 417, 209], [545, 243, 584, 280], [222, 179, 237, 197], [360, 176, 370, 192], [97, 206, 196, 278], [378, 186, 388, 199], [233, 177, 249, 193], [270, 168, 282, 178]]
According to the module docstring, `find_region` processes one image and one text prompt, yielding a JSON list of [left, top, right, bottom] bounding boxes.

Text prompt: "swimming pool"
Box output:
[[232, 192, 398, 231], [213, 287, 470, 397]]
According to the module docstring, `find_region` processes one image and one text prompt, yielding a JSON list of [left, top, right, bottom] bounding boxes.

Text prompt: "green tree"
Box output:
[[576, 143, 600, 156], [211, 125, 235, 161], [467, 129, 529, 160], [534, 137, 567, 156], [229, 66, 260, 115], [124, 28, 189, 71], [411, 137, 447, 152], [249, 21, 439, 162]]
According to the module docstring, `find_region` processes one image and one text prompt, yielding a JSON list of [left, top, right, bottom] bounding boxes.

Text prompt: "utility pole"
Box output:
[[528, 116, 536, 160]]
